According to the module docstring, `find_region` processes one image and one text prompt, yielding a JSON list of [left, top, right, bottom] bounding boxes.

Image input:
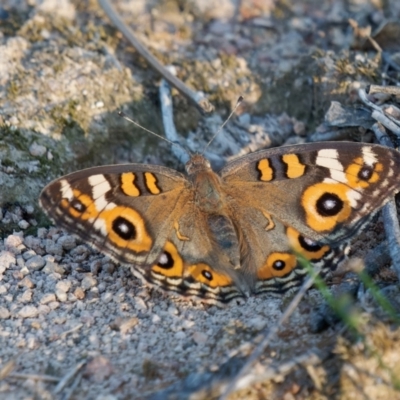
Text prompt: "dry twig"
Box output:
[[159, 76, 190, 164], [367, 85, 400, 97], [7, 372, 59, 383], [54, 361, 86, 395], [98, 0, 213, 115]]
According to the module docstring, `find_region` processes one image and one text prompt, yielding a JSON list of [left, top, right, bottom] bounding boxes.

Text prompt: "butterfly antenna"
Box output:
[[202, 96, 244, 155], [118, 111, 191, 156]]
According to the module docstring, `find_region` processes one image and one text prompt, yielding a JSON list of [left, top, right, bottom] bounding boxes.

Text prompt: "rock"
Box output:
[[17, 306, 39, 319], [0, 251, 16, 273], [25, 255, 45, 271]]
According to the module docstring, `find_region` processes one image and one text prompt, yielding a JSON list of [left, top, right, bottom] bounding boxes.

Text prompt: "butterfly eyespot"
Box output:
[[301, 183, 352, 232], [316, 193, 344, 216], [286, 227, 330, 260], [345, 157, 383, 189], [112, 216, 136, 240], [272, 259, 285, 270], [258, 252, 297, 279], [358, 166, 373, 181], [202, 270, 213, 281], [157, 251, 174, 269], [152, 242, 184, 277], [298, 235, 322, 252], [70, 198, 86, 213], [187, 264, 232, 287]]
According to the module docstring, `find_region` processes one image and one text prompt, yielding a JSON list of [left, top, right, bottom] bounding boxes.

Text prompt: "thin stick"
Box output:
[[8, 372, 59, 383], [219, 267, 321, 400], [367, 85, 400, 96], [371, 110, 400, 137], [98, 0, 213, 115], [223, 350, 324, 394], [159, 76, 190, 164], [54, 361, 86, 394], [202, 96, 244, 155], [60, 324, 83, 338], [358, 89, 400, 137]]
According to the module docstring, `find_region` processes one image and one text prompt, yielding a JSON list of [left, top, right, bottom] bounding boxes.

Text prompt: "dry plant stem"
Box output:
[[61, 372, 83, 400], [159, 78, 190, 164], [219, 269, 321, 400], [371, 122, 400, 281], [358, 88, 383, 112], [60, 324, 83, 339], [97, 0, 213, 115], [371, 110, 400, 137], [367, 85, 400, 96], [54, 361, 86, 394], [358, 89, 400, 136], [224, 350, 324, 395], [308, 128, 355, 142], [8, 373, 59, 383]]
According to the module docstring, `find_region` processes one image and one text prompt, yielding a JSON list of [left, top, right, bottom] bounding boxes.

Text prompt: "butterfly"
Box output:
[[39, 141, 400, 305]]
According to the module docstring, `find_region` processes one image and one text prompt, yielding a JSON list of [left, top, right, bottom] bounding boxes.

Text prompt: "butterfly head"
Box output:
[[185, 154, 212, 176]]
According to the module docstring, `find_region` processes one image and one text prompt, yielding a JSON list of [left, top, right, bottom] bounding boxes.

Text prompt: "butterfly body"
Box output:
[[40, 142, 400, 305]]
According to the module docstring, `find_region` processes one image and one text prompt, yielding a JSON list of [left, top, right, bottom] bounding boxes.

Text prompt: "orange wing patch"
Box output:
[[99, 206, 152, 253], [282, 154, 306, 179], [301, 182, 352, 232], [144, 172, 161, 194], [345, 157, 383, 189], [152, 241, 184, 277], [257, 159, 274, 181], [258, 252, 297, 279], [186, 264, 233, 288], [121, 172, 140, 197], [286, 227, 330, 260]]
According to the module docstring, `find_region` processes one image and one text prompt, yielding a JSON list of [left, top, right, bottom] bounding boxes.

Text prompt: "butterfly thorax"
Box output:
[[186, 154, 225, 213]]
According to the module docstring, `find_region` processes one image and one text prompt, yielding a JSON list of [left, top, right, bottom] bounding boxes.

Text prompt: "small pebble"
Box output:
[[25, 255, 45, 271], [57, 235, 76, 250], [5, 234, 23, 250], [119, 317, 139, 334], [22, 250, 36, 261], [74, 287, 85, 300], [56, 280, 72, 293], [45, 240, 63, 256], [43, 261, 65, 275], [29, 142, 47, 157], [55, 290, 67, 302], [0, 251, 16, 273], [0, 306, 10, 319], [81, 276, 97, 291], [40, 293, 56, 304], [18, 277, 35, 289], [174, 331, 186, 340], [192, 331, 208, 345], [17, 290, 33, 303], [101, 292, 113, 303], [18, 220, 30, 230], [18, 305, 39, 319]]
